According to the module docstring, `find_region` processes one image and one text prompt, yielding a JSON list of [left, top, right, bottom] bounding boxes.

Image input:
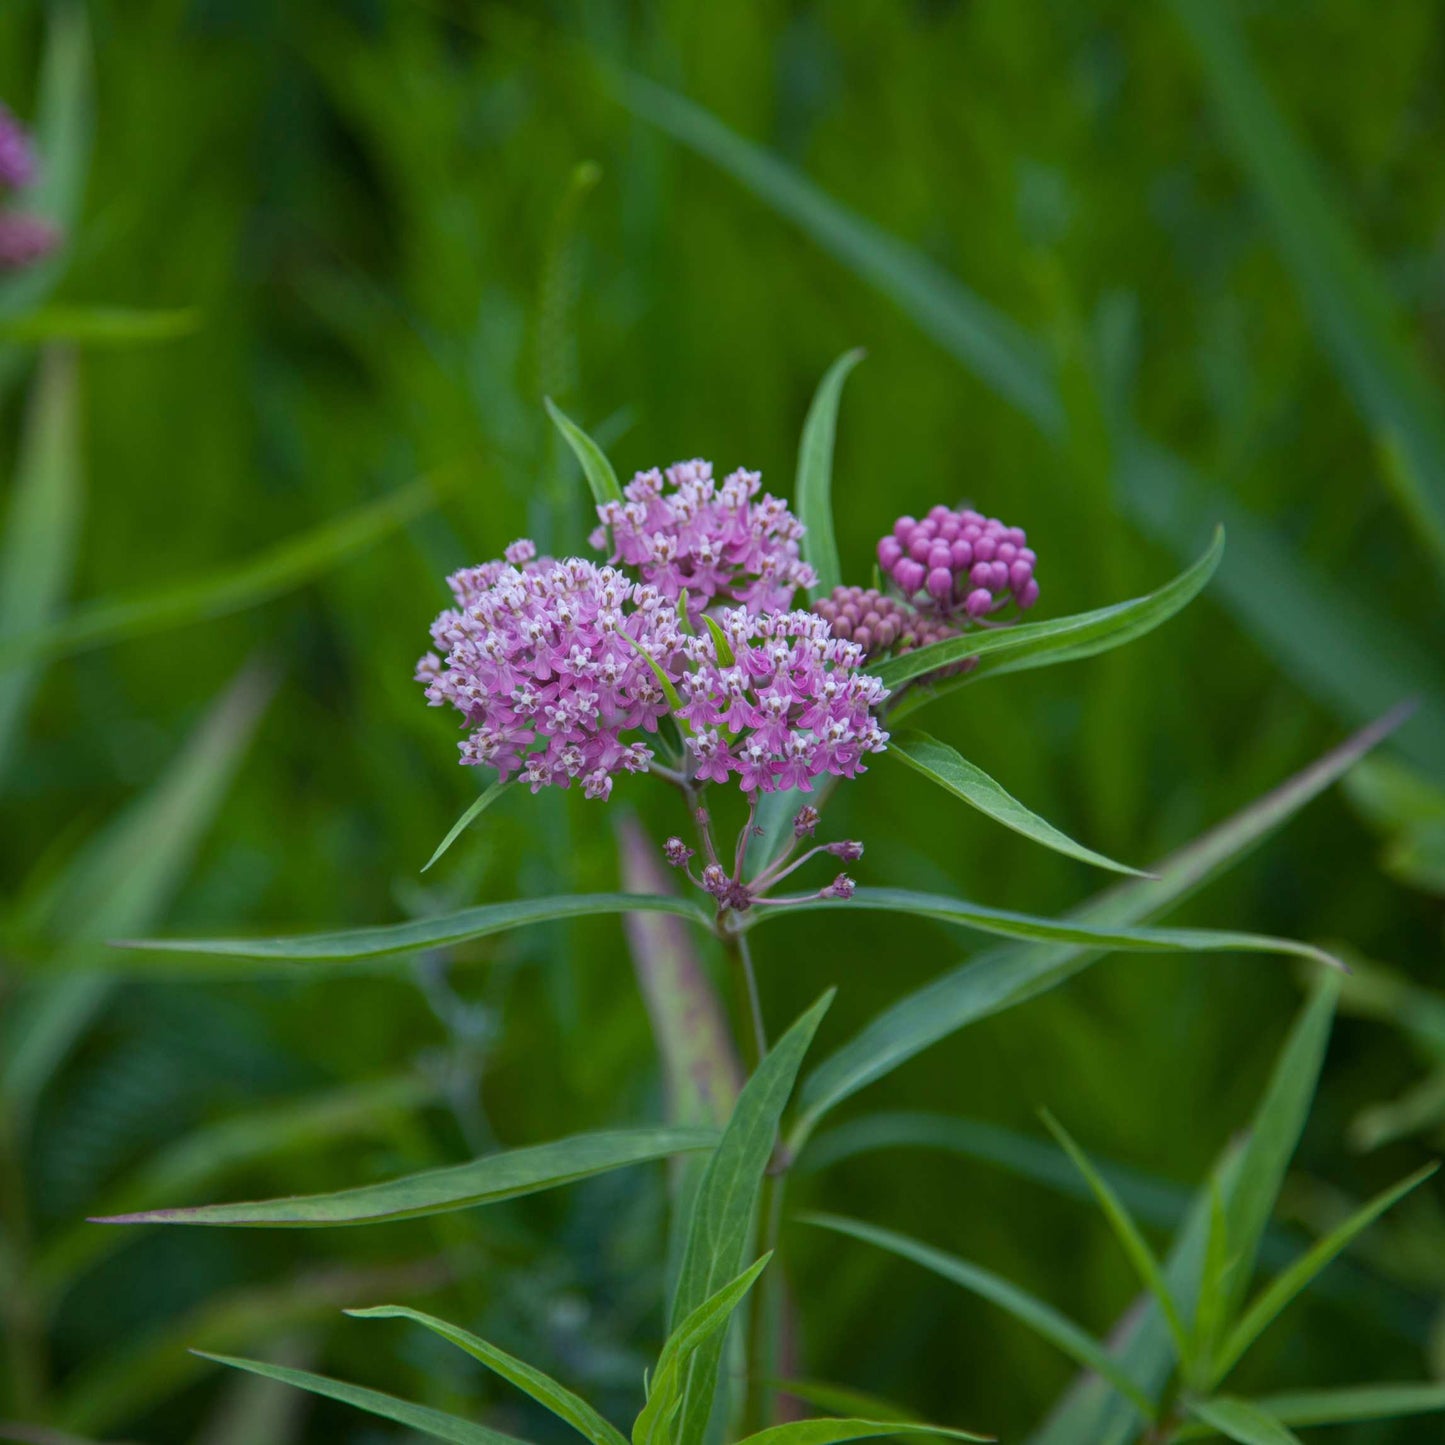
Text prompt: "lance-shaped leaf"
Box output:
[[348, 1306, 626, 1445], [889, 732, 1146, 876], [803, 1214, 1154, 1421], [667, 993, 834, 1445], [1040, 1112, 1190, 1367], [0, 476, 438, 674], [114, 892, 710, 966], [1187, 1398, 1302, 1445], [91, 1126, 716, 1228], [422, 780, 513, 872], [193, 1355, 528, 1445], [1240, 1382, 1445, 1429], [795, 349, 864, 596], [546, 397, 623, 506], [734, 1420, 989, 1445], [873, 528, 1222, 704], [1210, 1163, 1438, 1385], [790, 708, 1402, 1153], [759, 886, 1340, 972]]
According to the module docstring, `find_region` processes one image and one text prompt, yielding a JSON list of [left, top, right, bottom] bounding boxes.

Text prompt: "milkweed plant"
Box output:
[[102, 353, 1443, 1445]]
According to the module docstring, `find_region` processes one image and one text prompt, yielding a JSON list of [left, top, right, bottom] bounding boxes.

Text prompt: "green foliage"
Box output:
[[795, 350, 865, 596]]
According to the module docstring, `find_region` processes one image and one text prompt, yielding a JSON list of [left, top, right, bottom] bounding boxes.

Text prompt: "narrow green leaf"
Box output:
[[619, 632, 686, 715], [703, 612, 735, 667], [0, 661, 275, 1120], [795, 349, 864, 596], [1245, 1381, 1445, 1427], [546, 396, 624, 506], [348, 1306, 627, 1445], [1040, 1112, 1191, 1367], [760, 885, 1341, 972], [114, 892, 709, 967], [790, 708, 1402, 1153], [193, 1354, 528, 1445], [0, 348, 82, 785], [91, 1126, 716, 1228], [0, 476, 439, 674], [635, 1256, 771, 1445], [1220, 977, 1341, 1323], [889, 732, 1147, 876], [0, 307, 200, 346], [874, 528, 1223, 703], [1188, 1398, 1302, 1445], [735, 1419, 989, 1445], [803, 1213, 1154, 1422], [1190, 1182, 1232, 1384], [1169, 0, 1445, 573], [615, 75, 1063, 435], [668, 993, 834, 1445], [422, 780, 513, 872], [1212, 1163, 1437, 1384]]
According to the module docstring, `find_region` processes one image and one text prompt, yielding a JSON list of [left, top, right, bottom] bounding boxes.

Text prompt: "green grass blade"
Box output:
[[0, 348, 82, 786], [193, 1354, 529, 1445], [1187, 1398, 1302, 1445], [889, 731, 1147, 876], [1040, 1112, 1191, 1367], [803, 1213, 1154, 1422], [795, 348, 864, 596], [0, 307, 201, 346], [668, 993, 834, 1445], [615, 75, 1063, 436], [348, 1306, 627, 1445], [114, 892, 710, 967], [422, 780, 513, 872], [1169, 0, 1445, 572], [1211, 1163, 1437, 1385], [91, 1125, 716, 1228], [1245, 1382, 1445, 1427], [546, 397, 624, 506], [0, 476, 439, 674], [875, 527, 1222, 701], [760, 886, 1341, 971], [0, 661, 275, 1121], [789, 708, 1400, 1152], [734, 1419, 989, 1445], [1190, 1182, 1232, 1386], [1220, 977, 1341, 1324]]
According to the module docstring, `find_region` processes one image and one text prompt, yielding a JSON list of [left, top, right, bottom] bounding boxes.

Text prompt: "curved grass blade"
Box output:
[[668, 993, 834, 1445], [790, 708, 1401, 1152], [803, 1213, 1154, 1422], [1169, 0, 1445, 574], [1242, 1382, 1445, 1428], [422, 780, 513, 872], [796, 349, 864, 596], [613, 75, 1062, 436], [0, 476, 439, 674], [546, 397, 623, 506], [1040, 1112, 1190, 1367], [759, 886, 1340, 972], [875, 528, 1222, 701], [193, 1354, 528, 1445], [735, 1420, 989, 1445], [0, 307, 200, 346], [1210, 1163, 1438, 1386], [348, 1306, 626, 1445], [91, 1126, 716, 1228], [0, 348, 82, 787], [114, 892, 710, 966], [1187, 1398, 1302, 1445], [890, 731, 1146, 876]]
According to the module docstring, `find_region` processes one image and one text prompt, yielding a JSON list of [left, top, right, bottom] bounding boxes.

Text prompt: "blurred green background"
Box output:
[[2, 1, 1444, 1441]]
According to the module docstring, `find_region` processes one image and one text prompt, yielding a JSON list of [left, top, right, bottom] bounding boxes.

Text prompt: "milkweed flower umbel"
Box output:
[[591, 460, 816, 616], [878, 505, 1038, 618]]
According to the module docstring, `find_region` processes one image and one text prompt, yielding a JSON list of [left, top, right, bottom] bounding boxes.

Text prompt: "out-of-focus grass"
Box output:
[[1, 2, 1442, 1441]]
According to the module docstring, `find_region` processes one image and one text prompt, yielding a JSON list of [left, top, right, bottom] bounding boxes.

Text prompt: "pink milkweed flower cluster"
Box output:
[[811, 585, 960, 660], [0, 102, 59, 274], [878, 505, 1038, 618], [677, 607, 888, 792], [590, 460, 816, 617]]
